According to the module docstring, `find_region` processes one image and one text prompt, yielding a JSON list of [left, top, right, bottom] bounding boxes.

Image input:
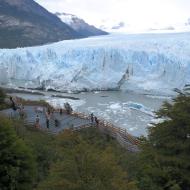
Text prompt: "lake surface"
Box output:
[[9, 90, 171, 136]]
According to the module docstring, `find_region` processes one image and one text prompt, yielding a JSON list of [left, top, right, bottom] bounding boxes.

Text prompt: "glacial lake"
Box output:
[[9, 90, 171, 136]]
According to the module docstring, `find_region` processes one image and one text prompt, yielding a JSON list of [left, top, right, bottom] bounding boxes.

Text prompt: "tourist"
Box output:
[[60, 108, 63, 115], [55, 118, 59, 127], [90, 113, 94, 123], [35, 115, 40, 128], [45, 109, 51, 129], [52, 110, 59, 127], [94, 116, 99, 127], [10, 97, 17, 118], [10, 96, 17, 111]]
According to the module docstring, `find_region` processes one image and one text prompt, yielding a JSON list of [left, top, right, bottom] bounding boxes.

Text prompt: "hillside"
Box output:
[[0, 0, 80, 48]]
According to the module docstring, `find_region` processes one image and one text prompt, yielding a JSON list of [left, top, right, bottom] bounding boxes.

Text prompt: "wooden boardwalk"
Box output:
[[0, 106, 91, 134], [0, 106, 141, 152], [73, 113, 141, 152]]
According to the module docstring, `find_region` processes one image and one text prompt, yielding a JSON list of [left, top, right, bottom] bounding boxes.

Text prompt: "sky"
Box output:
[[36, 0, 190, 32]]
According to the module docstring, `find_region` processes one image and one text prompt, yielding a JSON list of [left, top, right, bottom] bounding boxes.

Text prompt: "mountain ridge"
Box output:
[[55, 12, 108, 37], [0, 0, 80, 48]]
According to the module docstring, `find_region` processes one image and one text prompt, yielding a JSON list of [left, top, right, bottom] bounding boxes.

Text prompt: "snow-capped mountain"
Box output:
[[0, 33, 190, 95], [55, 12, 108, 37]]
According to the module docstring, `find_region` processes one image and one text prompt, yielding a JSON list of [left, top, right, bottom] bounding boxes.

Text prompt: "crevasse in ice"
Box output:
[[0, 33, 190, 95]]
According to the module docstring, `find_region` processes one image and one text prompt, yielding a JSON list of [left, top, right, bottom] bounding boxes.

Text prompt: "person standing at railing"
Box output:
[[35, 115, 40, 128], [10, 97, 16, 110], [45, 109, 51, 129], [9, 96, 18, 118], [94, 116, 99, 127], [60, 108, 63, 115], [90, 113, 94, 123], [52, 110, 59, 127]]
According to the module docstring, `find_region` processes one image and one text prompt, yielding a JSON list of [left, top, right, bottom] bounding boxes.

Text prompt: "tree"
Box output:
[[0, 116, 36, 190], [0, 88, 6, 105], [37, 130, 136, 190], [137, 95, 190, 190]]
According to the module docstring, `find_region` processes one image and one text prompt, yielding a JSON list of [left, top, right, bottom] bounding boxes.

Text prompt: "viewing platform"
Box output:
[[0, 105, 141, 152]]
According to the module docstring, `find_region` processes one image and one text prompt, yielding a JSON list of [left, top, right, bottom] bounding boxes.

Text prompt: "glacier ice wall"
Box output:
[[0, 33, 190, 94]]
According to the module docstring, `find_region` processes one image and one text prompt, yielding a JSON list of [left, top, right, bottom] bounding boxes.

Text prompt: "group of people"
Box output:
[[35, 109, 99, 129], [10, 96, 99, 130], [35, 107, 68, 129], [35, 107, 59, 129]]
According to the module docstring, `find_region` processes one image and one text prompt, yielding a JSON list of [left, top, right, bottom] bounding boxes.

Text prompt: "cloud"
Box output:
[[36, 0, 190, 30]]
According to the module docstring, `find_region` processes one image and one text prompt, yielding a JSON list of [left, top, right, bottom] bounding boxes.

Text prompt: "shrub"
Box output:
[[37, 129, 138, 190], [0, 116, 36, 190], [137, 95, 190, 190], [0, 88, 6, 104]]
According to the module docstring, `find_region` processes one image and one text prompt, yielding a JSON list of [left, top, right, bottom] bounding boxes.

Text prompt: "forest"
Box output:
[[0, 88, 190, 190]]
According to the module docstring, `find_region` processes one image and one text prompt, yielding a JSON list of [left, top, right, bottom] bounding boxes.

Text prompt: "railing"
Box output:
[[71, 111, 140, 143], [69, 110, 141, 152], [5, 106, 141, 152]]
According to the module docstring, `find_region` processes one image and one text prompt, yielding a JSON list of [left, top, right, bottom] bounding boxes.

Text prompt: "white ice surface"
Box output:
[[0, 33, 190, 95]]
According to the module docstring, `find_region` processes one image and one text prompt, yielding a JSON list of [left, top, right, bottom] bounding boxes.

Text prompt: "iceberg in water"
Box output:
[[0, 33, 190, 95], [125, 102, 155, 117]]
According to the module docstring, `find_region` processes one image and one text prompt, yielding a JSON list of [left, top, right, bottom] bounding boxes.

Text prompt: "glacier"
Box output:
[[0, 33, 190, 95]]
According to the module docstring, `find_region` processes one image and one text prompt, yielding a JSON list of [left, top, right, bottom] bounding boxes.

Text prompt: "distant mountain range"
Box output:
[[0, 0, 108, 49], [55, 12, 108, 37]]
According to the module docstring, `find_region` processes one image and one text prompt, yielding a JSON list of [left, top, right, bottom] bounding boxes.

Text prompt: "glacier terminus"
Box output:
[[0, 33, 190, 95]]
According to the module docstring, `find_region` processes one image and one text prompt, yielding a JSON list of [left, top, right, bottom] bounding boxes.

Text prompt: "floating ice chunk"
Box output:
[[126, 101, 155, 117], [109, 103, 122, 110]]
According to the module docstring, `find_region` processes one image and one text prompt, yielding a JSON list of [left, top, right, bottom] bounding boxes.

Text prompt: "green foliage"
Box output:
[[0, 88, 6, 104], [0, 111, 137, 190], [2, 93, 190, 190], [136, 95, 190, 190], [0, 116, 36, 190], [13, 122, 57, 185], [37, 129, 137, 190], [0, 88, 9, 110], [0, 90, 8, 109]]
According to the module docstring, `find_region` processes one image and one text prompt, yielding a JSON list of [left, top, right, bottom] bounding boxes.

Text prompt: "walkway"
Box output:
[[0, 105, 140, 152], [0, 106, 91, 134]]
